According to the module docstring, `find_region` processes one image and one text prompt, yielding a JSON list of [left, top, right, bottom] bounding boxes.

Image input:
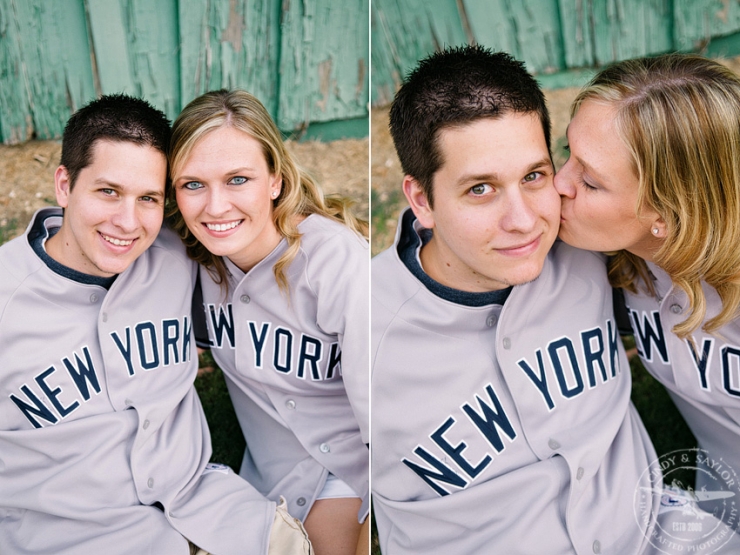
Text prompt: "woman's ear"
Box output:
[[650, 217, 667, 239]]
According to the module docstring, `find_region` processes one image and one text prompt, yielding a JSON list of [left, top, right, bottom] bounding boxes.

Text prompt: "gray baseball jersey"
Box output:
[[198, 214, 369, 522], [371, 210, 661, 554], [624, 261, 740, 519], [0, 208, 276, 555]]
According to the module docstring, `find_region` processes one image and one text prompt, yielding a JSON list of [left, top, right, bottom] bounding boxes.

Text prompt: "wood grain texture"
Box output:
[[463, 0, 563, 75], [178, 0, 280, 118], [371, 0, 466, 105], [87, 0, 179, 119], [674, 0, 740, 51], [278, 0, 369, 132], [0, 0, 95, 142]]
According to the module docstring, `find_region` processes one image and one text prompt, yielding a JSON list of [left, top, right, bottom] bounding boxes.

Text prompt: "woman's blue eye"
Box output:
[[183, 181, 203, 190], [230, 176, 247, 185]]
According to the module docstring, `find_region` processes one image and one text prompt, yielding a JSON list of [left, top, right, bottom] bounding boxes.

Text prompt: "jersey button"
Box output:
[[548, 438, 560, 450], [592, 539, 601, 553], [142, 419, 150, 430], [240, 295, 250, 304], [89, 293, 99, 303], [486, 315, 497, 327], [296, 497, 306, 506], [147, 478, 154, 488], [286, 399, 296, 410], [102, 312, 108, 322], [502, 337, 511, 349], [576, 467, 584, 480], [124, 399, 133, 407], [670, 303, 682, 314], [319, 443, 331, 453]]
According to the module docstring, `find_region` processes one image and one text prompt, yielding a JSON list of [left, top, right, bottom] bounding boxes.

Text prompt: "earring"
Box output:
[[272, 191, 279, 198], [652, 228, 659, 235]]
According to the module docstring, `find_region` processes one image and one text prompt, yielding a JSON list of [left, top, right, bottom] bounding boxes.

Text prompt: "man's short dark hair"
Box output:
[[60, 94, 171, 188], [389, 45, 551, 206]]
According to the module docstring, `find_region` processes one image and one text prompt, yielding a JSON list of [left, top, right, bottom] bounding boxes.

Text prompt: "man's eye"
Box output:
[[470, 184, 492, 195], [524, 172, 542, 182]]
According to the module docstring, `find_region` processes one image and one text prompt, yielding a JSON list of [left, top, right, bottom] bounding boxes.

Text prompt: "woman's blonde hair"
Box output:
[[572, 54, 740, 339], [166, 89, 367, 294]]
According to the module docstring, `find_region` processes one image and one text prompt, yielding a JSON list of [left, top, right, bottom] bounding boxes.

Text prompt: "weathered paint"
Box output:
[[0, 0, 95, 142], [0, 1, 368, 144], [87, 0, 180, 120], [464, 0, 563, 75], [278, 0, 369, 132], [674, 0, 740, 52], [558, 0, 672, 68], [178, 0, 281, 118], [371, 0, 467, 106]]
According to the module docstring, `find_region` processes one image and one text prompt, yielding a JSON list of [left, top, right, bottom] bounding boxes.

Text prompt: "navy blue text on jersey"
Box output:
[[10, 316, 192, 428], [205, 303, 341, 380], [403, 320, 621, 496], [630, 308, 740, 397]]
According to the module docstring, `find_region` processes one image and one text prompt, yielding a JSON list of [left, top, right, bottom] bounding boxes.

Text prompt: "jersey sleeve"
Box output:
[[305, 229, 370, 444]]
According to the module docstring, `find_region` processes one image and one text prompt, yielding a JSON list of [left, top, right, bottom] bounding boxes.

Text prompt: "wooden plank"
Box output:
[[674, 0, 740, 51], [178, 0, 280, 118], [87, 0, 179, 120], [371, 0, 467, 106], [277, 0, 369, 132], [0, 0, 32, 143], [462, 0, 563, 75], [0, 0, 95, 142], [559, 0, 671, 69]]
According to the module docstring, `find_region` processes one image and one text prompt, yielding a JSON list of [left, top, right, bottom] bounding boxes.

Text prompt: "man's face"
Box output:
[[48, 140, 167, 277], [404, 113, 560, 292]]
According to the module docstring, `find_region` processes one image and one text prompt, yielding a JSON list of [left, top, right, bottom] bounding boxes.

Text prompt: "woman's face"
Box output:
[[554, 99, 663, 261], [173, 125, 283, 272]]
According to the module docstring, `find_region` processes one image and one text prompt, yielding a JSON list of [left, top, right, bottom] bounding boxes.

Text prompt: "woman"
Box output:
[[555, 53, 740, 524], [167, 89, 369, 555]]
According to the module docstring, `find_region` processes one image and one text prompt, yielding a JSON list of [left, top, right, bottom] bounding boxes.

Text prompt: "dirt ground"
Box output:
[[0, 136, 369, 241]]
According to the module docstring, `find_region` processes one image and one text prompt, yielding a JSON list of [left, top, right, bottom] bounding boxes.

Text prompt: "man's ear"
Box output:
[[403, 176, 435, 229], [54, 166, 72, 208]]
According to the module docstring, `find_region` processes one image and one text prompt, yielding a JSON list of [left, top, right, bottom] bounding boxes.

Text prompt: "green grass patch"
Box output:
[[194, 350, 245, 471], [371, 187, 403, 256]]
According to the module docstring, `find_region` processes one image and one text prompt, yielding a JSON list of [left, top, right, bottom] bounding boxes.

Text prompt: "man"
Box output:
[[371, 46, 661, 554], [0, 94, 309, 554]]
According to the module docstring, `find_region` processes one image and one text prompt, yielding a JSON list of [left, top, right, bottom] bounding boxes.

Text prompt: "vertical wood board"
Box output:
[[178, 0, 281, 118], [0, 0, 32, 143], [463, 0, 564, 75], [1, 0, 94, 141], [558, 0, 672, 69], [674, 0, 740, 51], [87, 0, 180, 120], [370, 0, 467, 105], [278, 0, 369, 131]]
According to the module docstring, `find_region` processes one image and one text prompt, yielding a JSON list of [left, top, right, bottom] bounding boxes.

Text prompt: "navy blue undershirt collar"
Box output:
[[28, 212, 117, 290], [397, 209, 512, 307]]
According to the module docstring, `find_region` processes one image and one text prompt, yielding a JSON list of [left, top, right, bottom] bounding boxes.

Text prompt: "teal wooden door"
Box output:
[[0, 0, 369, 144], [372, 0, 740, 105]]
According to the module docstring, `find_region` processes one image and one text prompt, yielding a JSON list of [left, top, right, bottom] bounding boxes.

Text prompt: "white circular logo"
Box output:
[[634, 448, 739, 554]]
